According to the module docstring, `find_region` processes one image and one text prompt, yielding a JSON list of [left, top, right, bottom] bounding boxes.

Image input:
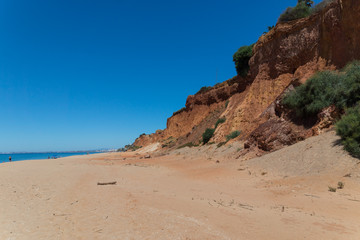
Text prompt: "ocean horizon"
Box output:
[[0, 152, 99, 163]]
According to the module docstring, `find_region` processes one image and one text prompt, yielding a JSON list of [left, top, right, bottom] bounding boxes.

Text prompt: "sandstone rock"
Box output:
[[312, 105, 341, 135], [245, 119, 305, 152]]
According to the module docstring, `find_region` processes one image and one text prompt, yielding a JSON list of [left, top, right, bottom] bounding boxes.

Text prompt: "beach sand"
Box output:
[[1, 131, 360, 240]]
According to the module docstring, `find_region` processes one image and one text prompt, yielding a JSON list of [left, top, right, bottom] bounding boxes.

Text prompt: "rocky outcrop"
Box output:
[[244, 119, 305, 152], [243, 102, 341, 155], [133, 76, 249, 147], [134, 0, 360, 154]]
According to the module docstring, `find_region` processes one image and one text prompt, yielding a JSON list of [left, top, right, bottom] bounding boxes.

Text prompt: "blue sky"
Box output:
[[0, 0, 323, 152]]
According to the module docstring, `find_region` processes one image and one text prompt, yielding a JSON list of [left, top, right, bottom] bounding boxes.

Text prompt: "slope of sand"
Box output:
[[0, 131, 360, 240]]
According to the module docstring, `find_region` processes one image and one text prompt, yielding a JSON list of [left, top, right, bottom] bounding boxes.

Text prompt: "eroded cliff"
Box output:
[[133, 0, 360, 155]]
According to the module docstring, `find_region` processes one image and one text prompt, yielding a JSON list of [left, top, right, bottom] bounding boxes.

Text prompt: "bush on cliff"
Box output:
[[202, 128, 215, 144], [313, 0, 335, 13], [196, 86, 212, 95], [283, 61, 360, 117], [283, 61, 360, 158], [177, 142, 196, 149], [173, 107, 186, 116], [233, 44, 254, 77], [278, 0, 334, 23], [117, 144, 142, 152], [282, 71, 341, 117], [278, 1, 312, 23], [226, 131, 241, 141], [336, 105, 360, 158], [215, 117, 226, 129], [336, 62, 360, 109]]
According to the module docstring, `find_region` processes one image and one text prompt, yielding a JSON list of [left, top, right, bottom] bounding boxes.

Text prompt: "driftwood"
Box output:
[[304, 194, 320, 198], [97, 181, 117, 185], [348, 198, 360, 202]]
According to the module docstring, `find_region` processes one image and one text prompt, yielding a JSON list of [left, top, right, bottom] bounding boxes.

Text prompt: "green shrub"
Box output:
[[278, 0, 334, 24], [282, 71, 341, 117], [337, 181, 344, 189], [196, 86, 212, 95], [278, 2, 312, 23], [233, 44, 254, 77], [226, 131, 241, 141], [282, 61, 360, 158], [214, 82, 222, 88], [336, 105, 360, 158], [202, 128, 215, 144], [283, 61, 360, 117], [215, 117, 226, 129], [173, 107, 186, 116], [313, 0, 334, 13], [336, 61, 360, 108], [162, 136, 175, 148], [225, 100, 229, 108], [263, 25, 275, 35], [217, 142, 226, 148], [118, 144, 142, 152], [177, 142, 196, 149]]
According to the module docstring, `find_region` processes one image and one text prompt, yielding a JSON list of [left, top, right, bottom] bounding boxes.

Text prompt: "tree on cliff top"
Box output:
[[233, 44, 254, 77]]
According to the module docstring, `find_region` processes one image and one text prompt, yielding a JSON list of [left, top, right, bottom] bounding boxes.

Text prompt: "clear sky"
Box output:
[[0, 0, 323, 152]]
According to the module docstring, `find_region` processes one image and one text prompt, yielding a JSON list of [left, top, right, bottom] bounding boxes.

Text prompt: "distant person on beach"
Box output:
[[9, 156, 11, 162]]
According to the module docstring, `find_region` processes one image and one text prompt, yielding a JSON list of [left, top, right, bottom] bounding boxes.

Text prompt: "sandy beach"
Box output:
[[1, 131, 360, 240]]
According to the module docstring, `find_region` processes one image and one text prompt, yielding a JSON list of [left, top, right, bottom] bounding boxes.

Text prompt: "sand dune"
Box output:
[[0, 131, 360, 239]]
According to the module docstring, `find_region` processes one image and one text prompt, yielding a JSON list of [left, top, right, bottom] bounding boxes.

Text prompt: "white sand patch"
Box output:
[[136, 142, 160, 154]]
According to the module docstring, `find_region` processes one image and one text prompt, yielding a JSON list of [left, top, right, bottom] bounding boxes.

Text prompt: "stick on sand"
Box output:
[[97, 181, 117, 185]]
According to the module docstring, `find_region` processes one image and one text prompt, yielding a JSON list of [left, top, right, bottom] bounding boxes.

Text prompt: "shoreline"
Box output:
[[0, 151, 103, 163]]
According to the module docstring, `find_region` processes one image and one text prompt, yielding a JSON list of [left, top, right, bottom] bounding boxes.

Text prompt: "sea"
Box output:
[[0, 152, 99, 163]]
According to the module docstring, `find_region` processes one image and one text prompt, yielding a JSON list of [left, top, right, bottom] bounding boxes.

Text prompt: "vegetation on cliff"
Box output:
[[283, 61, 360, 117], [278, 0, 334, 23], [282, 71, 341, 117], [173, 107, 186, 116], [233, 44, 254, 77], [283, 61, 360, 158], [215, 117, 226, 129], [177, 142, 197, 149], [202, 128, 215, 144], [196, 86, 212, 95], [313, 0, 334, 12], [117, 144, 142, 152], [336, 106, 360, 158], [226, 131, 241, 141], [279, 1, 312, 23]]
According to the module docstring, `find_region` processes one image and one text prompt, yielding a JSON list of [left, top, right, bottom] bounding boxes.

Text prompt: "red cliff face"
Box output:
[[240, 0, 360, 153], [251, 0, 360, 81], [133, 76, 249, 147], [134, 0, 360, 152]]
